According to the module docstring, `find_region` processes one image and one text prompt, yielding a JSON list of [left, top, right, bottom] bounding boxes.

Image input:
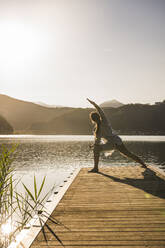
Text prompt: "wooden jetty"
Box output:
[[19, 166, 165, 247]]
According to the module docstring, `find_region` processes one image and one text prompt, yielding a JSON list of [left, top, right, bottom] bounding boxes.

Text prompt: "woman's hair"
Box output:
[[89, 111, 101, 136], [90, 111, 100, 123]]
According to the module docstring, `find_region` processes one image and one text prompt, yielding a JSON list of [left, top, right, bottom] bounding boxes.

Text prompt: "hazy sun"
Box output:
[[0, 21, 41, 70]]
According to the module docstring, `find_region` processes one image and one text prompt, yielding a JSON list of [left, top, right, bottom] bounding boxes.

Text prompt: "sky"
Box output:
[[0, 0, 165, 107]]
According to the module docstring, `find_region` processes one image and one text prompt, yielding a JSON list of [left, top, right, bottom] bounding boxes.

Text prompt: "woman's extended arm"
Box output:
[[87, 98, 108, 123]]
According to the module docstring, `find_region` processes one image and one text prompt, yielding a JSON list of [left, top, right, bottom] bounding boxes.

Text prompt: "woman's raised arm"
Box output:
[[87, 98, 108, 123]]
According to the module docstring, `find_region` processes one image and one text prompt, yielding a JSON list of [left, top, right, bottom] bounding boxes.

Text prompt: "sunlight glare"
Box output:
[[1, 219, 13, 235], [0, 21, 41, 69], [8, 229, 28, 248]]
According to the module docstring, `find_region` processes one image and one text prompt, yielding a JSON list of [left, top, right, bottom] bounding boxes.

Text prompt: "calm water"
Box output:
[[0, 135, 165, 194]]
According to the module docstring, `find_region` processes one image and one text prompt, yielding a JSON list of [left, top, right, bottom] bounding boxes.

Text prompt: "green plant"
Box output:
[[0, 145, 66, 248], [18, 177, 66, 247], [0, 144, 17, 247]]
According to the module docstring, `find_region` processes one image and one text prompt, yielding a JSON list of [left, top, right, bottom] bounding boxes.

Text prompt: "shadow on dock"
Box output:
[[99, 167, 165, 199]]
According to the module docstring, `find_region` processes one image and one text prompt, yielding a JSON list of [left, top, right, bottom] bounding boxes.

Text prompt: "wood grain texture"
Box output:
[[30, 166, 165, 247]]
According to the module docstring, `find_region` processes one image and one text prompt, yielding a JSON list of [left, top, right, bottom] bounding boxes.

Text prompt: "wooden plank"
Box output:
[[29, 165, 165, 247]]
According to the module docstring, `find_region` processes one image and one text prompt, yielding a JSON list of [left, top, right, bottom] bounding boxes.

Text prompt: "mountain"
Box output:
[[29, 101, 165, 135], [103, 102, 165, 134], [1, 94, 165, 135], [0, 115, 13, 134], [30, 108, 92, 134], [35, 102, 64, 108], [0, 94, 73, 132], [100, 99, 124, 108]]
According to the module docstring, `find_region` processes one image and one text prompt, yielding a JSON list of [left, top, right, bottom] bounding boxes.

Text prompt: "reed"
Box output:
[[0, 145, 64, 248]]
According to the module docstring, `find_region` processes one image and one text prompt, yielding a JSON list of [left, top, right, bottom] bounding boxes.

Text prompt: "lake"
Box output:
[[0, 135, 165, 195]]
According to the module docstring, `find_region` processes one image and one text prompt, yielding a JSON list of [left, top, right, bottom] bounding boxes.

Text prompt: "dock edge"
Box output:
[[8, 168, 81, 248]]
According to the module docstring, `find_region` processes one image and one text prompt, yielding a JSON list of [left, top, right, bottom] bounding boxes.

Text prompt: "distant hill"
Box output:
[[103, 102, 165, 134], [100, 99, 124, 108], [35, 102, 64, 108], [29, 101, 165, 135], [0, 115, 13, 134], [0, 94, 73, 132], [1, 94, 165, 135], [30, 108, 92, 134]]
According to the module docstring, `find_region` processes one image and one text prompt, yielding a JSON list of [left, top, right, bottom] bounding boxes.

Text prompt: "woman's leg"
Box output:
[[89, 144, 100, 172], [116, 143, 147, 168], [89, 142, 115, 172]]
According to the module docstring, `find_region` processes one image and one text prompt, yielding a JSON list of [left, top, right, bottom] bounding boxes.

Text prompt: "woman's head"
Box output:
[[89, 111, 101, 124]]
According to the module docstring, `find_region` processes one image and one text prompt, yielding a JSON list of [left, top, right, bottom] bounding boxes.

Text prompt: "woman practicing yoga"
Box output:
[[87, 98, 147, 173]]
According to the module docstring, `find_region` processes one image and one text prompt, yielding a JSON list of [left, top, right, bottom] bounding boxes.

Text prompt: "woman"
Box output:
[[87, 98, 147, 172]]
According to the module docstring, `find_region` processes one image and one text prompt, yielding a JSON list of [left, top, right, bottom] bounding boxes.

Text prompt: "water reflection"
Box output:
[[0, 135, 165, 203], [0, 136, 165, 173], [122, 141, 165, 166]]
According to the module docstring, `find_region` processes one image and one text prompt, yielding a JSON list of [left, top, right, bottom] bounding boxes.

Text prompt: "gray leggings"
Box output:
[[96, 142, 146, 167]]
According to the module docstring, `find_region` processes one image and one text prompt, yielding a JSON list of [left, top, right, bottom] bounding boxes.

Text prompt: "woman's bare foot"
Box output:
[[88, 168, 99, 173], [141, 163, 148, 169]]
